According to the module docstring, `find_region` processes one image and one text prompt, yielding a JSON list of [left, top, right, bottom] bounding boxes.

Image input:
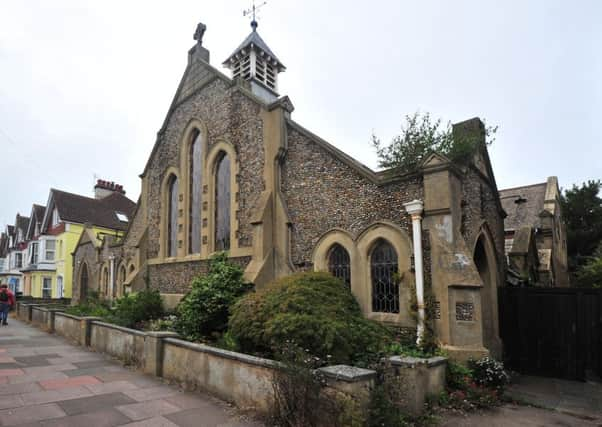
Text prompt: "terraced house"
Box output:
[[72, 20, 513, 359], [20, 204, 55, 297], [32, 182, 136, 299], [0, 214, 29, 293]]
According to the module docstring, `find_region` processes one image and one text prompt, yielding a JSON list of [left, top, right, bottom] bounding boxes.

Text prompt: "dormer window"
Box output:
[[115, 212, 129, 223]]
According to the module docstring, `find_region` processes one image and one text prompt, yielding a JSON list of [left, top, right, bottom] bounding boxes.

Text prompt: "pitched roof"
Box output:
[[223, 29, 285, 70], [50, 189, 136, 231], [16, 215, 30, 235], [499, 182, 547, 231], [33, 204, 46, 221]]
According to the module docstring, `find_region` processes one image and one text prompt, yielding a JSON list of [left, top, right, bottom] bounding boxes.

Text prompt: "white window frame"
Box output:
[[45, 240, 56, 261], [30, 242, 39, 264], [42, 277, 52, 299], [15, 253, 23, 268]]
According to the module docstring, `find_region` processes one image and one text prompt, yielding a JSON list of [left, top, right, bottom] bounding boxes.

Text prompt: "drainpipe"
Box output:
[[404, 199, 425, 345], [109, 256, 115, 300]]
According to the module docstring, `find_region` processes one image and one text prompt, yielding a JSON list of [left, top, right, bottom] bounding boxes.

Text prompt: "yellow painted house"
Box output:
[[30, 184, 136, 299]]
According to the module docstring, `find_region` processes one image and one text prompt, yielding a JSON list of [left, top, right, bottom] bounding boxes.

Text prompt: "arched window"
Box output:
[[167, 175, 179, 257], [215, 152, 231, 251], [328, 244, 351, 288], [101, 266, 109, 297], [117, 264, 126, 297], [370, 239, 399, 313], [80, 263, 88, 301], [189, 130, 202, 254]]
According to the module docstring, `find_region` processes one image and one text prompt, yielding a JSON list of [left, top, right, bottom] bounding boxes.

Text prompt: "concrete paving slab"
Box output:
[[165, 407, 231, 427], [20, 385, 94, 406], [120, 415, 179, 427], [0, 394, 24, 410], [57, 392, 137, 415], [41, 408, 132, 427], [39, 375, 101, 390], [115, 398, 181, 421], [84, 380, 139, 395], [123, 385, 180, 402], [1, 318, 263, 426], [0, 402, 66, 425]]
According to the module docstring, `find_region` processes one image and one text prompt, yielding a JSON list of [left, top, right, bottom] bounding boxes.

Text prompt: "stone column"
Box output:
[[404, 199, 425, 345], [144, 332, 180, 377]]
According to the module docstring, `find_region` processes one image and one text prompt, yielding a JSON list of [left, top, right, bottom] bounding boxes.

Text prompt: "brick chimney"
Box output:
[[94, 179, 126, 199]]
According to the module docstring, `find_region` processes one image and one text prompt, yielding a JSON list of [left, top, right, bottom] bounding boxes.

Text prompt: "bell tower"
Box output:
[[223, 6, 285, 101]]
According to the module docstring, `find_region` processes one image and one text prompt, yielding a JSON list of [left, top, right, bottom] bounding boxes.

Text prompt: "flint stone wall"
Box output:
[[145, 79, 266, 259], [282, 125, 424, 267]]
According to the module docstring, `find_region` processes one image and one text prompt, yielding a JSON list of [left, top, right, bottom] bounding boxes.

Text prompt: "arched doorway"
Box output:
[[474, 231, 501, 355]]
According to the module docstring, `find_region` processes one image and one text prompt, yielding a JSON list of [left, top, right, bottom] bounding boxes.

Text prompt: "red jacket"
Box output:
[[0, 289, 15, 306]]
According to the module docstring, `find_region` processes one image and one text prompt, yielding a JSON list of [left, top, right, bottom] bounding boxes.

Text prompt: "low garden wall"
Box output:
[[90, 321, 146, 367], [19, 309, 446, 417], [54, 313, 86, 344], [162, 338, 278, 412]]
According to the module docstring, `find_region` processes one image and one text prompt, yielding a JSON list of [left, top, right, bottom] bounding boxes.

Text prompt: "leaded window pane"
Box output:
[[328, 244, 351, 288], [215, 153, 231, 251], [189, 130, 202, 254], [168, 175, 179, 257], [370, 239, 399, 313]]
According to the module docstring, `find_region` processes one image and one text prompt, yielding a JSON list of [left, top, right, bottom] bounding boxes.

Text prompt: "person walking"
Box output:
[[0, 283, 15, 326]]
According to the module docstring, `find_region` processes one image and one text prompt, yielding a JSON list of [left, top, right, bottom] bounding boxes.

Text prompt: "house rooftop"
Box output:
[[50, 189, 136, 232], [499, 182, 547, 231]]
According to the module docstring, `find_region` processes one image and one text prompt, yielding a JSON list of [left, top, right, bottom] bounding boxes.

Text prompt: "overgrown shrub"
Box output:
[[440, 358, 509, 411], [110, 289, 164, 329], [145, 315, 177, 332], [467, 357, 509, 393], [175, 253, 252, 341], [65, 293, 111, 318], [229, 272, 392, 365]]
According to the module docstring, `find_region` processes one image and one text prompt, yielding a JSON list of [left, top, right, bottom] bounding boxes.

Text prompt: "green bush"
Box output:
[[65, 293, 111, 318], [110, 289, 164, 329], [468, 357, 510, 393], [229, 272, 392, 365], [174, 253, 253, 341]]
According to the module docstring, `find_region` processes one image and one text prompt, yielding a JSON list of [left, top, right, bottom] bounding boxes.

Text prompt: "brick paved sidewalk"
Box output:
[[0, 318, 264, 426]]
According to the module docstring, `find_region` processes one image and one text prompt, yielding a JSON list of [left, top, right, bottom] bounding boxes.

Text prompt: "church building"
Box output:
[[73, 19, 507, 359]]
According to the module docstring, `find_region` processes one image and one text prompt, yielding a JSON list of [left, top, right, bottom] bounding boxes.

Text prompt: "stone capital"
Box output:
[[404, 199, 424, 218]]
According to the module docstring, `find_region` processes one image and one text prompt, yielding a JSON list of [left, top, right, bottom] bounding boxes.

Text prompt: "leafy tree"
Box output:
[[372, 112, 497, 173], [560, 180, 602, 267], [575, 258, 602, 288]]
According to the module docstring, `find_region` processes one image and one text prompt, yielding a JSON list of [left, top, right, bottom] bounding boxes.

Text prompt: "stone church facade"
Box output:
[[73, 21, 506, 359]]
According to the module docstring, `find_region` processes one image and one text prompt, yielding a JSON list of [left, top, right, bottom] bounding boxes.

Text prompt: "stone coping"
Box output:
[[32, 306, 68, 312], [55, 312, 91, 321], [317, 365, 377, 382], [163, 337, 279, 369], [389, 355, 448, 368], [91, 321, 147, 337]]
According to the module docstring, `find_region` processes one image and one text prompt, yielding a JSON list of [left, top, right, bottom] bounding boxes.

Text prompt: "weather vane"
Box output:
[[243, 0, 267, 31]]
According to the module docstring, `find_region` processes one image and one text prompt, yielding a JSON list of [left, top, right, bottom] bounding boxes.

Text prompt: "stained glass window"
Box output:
[[370, 239, 399, 313], [168, 175, 179, 257], [328, 244, 351, 288], [189, 130, 202, 254], [215, 153, 231, 251], [80, 264, 88, 300]]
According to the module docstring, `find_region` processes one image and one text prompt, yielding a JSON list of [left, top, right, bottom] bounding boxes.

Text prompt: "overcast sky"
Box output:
[[1, 0, 601, 229]]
